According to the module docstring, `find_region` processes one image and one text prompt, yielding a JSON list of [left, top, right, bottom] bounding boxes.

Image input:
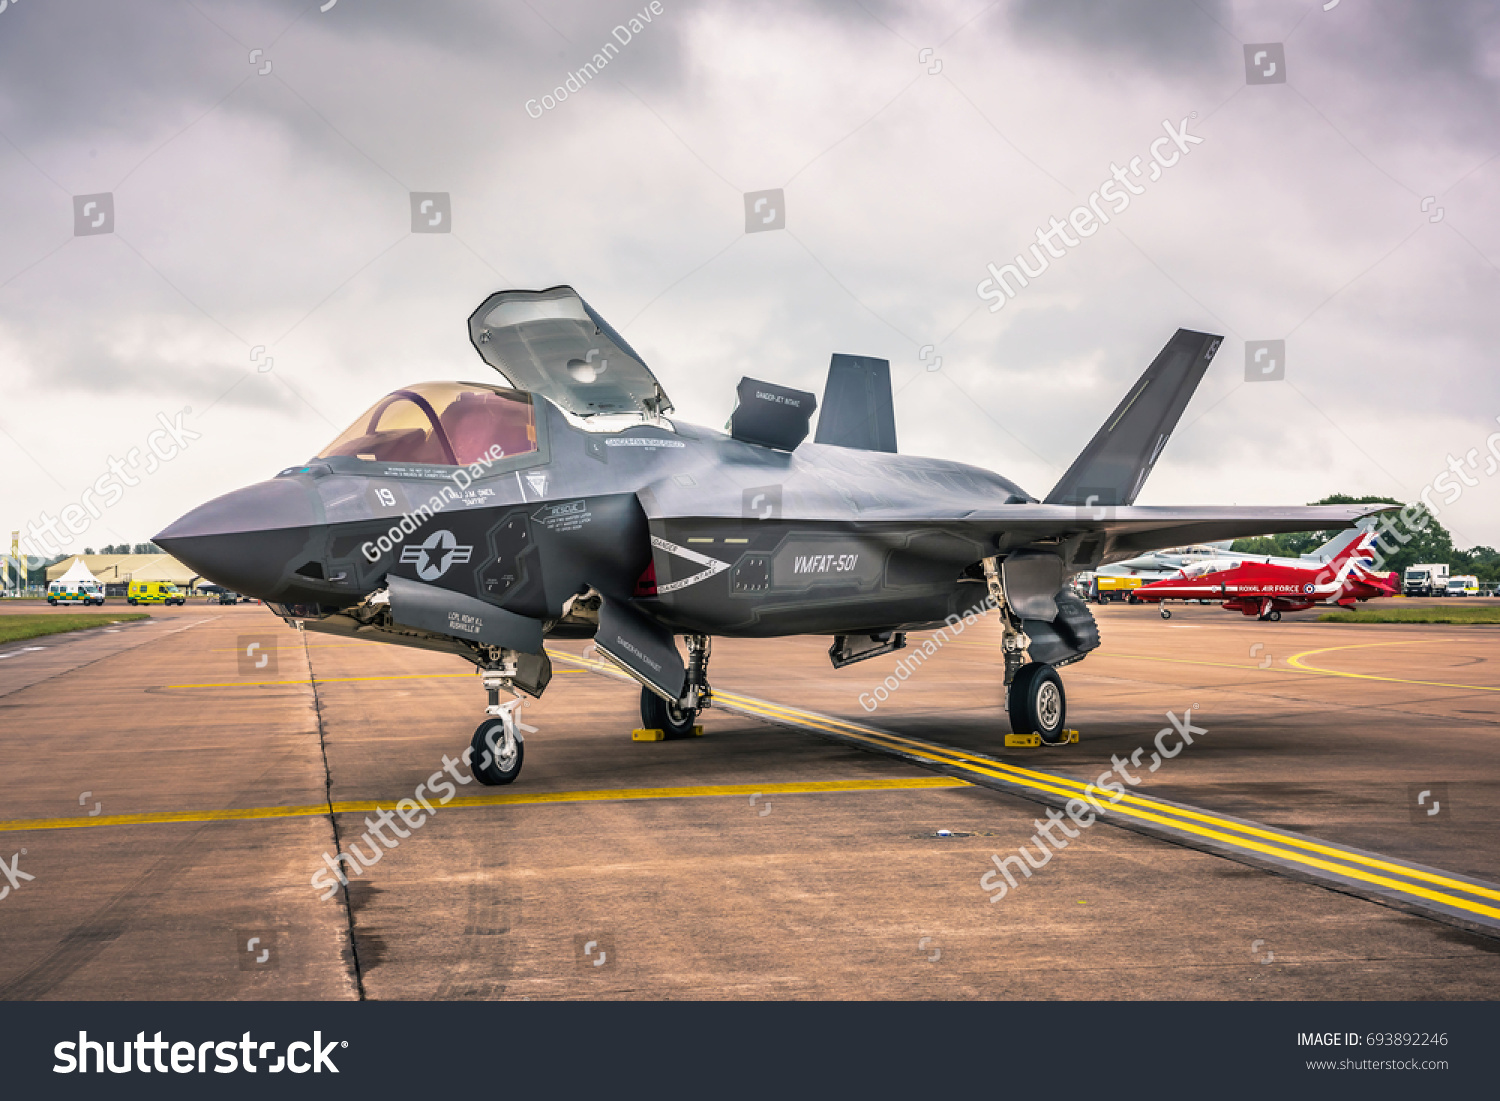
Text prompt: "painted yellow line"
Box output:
[[712, 690, 1500, 920], [0, 777, 966, 835], [206, 641, 392, 653], [1104, 644, 1498, 695], [552, 650, 1482, 898], [1285, 640, 1499, 693], [164, 669, 585, 689], [723, 691, 1500, 906], [1105, 652, 1299, 673]]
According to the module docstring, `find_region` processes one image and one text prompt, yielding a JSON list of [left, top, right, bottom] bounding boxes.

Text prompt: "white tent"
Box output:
[[54, 557, 103, 587]]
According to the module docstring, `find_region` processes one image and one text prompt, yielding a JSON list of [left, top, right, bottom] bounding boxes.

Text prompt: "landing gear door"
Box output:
[[595, 597, 686, 702], [387, 575, 544, 654], [1001, 551, 1065, 622]]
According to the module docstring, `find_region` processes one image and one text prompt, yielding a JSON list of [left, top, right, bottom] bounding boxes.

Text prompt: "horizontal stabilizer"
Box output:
[[1045, 329, 1222, 508], [814, 354, 897, 453]]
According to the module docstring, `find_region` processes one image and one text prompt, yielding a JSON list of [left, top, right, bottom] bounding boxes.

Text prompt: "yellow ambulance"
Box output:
[[127, 580, 187, 606]]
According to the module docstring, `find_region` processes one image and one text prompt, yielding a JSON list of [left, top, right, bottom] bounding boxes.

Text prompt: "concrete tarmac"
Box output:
[[0, 600, 1497, 1000]]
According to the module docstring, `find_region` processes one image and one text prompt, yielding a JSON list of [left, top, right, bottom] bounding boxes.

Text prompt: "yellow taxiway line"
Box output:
[[163, 669, 585, 689], [0, 777, 966, 835], [545, 649, 1500, 926], [1284, 640, 1500, 692]]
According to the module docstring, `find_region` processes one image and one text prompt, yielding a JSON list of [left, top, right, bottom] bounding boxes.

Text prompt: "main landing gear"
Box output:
[[1007, 661, 1068, 744], [984, 557, 1070, 745], [470, 665, 526, 785], [638, 634, 712, 738]]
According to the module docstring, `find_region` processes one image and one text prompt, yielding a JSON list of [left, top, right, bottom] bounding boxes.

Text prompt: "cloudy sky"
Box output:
[[2, 0, 1498, 558]]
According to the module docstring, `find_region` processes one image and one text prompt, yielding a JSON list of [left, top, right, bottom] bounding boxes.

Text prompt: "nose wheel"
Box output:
[[470, 709, 525, 785], [1160, 605, 1171, 619]]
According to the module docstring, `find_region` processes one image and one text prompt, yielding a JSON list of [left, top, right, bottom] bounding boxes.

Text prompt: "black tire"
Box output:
[[1159, 605, 1171, 619], [470, 718, 524, 785], [1268, 610, 1281, 621], [1007, 662, 1068, 744], [640, 687, 698, 738]]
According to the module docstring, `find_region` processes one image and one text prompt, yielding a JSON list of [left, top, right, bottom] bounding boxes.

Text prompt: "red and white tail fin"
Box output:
[[1331, 528, 1380, 569], [1312, 529, 1381, 589]]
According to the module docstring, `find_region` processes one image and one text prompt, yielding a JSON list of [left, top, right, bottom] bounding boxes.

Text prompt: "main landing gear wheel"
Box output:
[[1007, 662, 1068, 745], [1259, 609, 1282, 622], [470, 716, 524, 785], [1159, 605, 1172, 619], [640, 686, 699, 739]]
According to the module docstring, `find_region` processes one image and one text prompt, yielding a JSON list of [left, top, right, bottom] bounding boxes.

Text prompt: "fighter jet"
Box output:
[[1132, 529, 1399, 621], [156, 286, 1387, 783], [1090, 526, 1373, 600], [1106, 526, 1370, 579]]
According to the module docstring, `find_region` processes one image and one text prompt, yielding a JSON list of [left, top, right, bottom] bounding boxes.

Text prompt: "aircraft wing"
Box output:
[[467, 286, 673, 417], [955, 503, 1394, 563]]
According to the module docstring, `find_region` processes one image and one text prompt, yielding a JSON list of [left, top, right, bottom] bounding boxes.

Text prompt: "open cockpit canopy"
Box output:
[[467, 286, 672, 418]]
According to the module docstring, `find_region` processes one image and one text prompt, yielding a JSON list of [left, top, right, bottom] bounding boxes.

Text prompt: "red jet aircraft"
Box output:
[[1133, 530, 1399, 621]]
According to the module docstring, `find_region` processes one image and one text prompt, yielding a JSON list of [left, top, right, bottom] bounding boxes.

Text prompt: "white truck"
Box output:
[[1403, 563, 1450, 596], [1445, 575, 1480, 597]]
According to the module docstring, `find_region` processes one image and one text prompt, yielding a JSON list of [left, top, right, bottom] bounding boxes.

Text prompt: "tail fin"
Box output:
[[1300, 524, 1369, 564], [814, 354, 897, 453], [1331, 529, 1381, 569], [1044, 329, 1222, 507], [1315, 530, 1383, 589]]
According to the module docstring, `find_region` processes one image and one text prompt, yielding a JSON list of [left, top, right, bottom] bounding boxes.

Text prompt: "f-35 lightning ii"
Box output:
[[156, 286, 1385, 783]]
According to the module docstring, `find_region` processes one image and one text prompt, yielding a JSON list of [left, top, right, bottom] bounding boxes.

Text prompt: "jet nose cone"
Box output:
[[155, 479, 320, 600]]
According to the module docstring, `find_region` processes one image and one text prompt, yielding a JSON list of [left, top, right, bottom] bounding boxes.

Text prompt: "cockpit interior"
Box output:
[[317, 382, 538, 467]]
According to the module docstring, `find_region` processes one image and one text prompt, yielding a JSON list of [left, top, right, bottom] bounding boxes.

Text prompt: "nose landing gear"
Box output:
[[470, 666, 528, 785]]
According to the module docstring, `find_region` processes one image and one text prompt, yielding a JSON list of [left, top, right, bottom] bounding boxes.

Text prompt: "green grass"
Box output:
[[0, 613, 151, 644], [1318, 604, 1500, 624]]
